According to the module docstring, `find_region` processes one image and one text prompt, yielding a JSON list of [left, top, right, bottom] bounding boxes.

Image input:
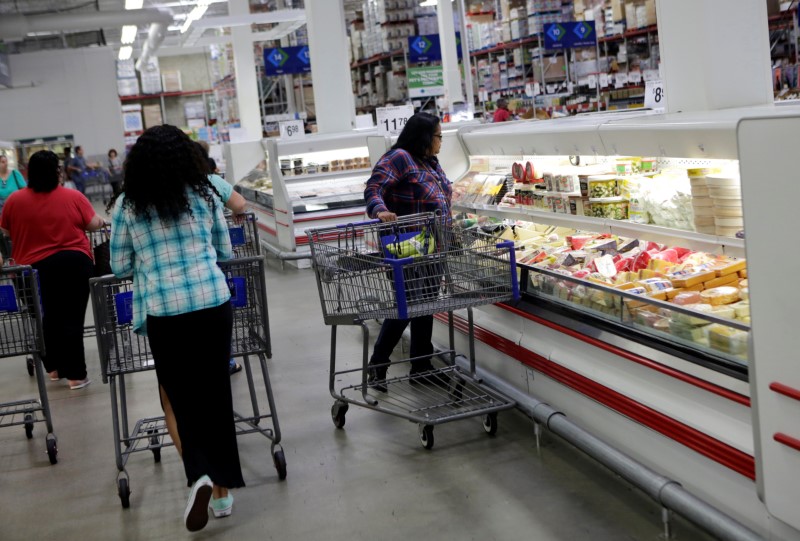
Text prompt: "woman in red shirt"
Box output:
[[493, 98, 512, 122], [0, 150, 105, 389]]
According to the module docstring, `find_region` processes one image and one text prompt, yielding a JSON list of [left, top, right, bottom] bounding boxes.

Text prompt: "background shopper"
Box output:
[[109, 125, 244, 532], [363, 112, 452, 390], [0, 154, 26, 259], [0, 150, 105, 389], [107, 148, 123, 196], [493, 98, 512, 122]]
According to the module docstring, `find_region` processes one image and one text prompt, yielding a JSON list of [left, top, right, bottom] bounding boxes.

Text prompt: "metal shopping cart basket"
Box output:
[[89, 255, 284, 508], [227, 211, 261, 260], [308, 212, 520, 449], [0, 265, 58, 464]]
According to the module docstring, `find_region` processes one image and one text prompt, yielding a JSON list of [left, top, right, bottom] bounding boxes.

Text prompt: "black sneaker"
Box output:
[[367, 364, 388, 393]]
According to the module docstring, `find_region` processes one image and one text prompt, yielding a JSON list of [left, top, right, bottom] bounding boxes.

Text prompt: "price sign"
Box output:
[[599, 73, 609, 88], [376, 104, 413, 135], [279, 119, 305, 139], [644, 79, 666, 112]]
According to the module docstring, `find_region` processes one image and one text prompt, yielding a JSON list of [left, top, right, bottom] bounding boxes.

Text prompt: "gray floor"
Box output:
[[0, 259, 718, 541]]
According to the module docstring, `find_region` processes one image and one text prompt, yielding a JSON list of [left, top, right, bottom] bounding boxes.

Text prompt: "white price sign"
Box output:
[[376, 104, 413, 135], [279, 120, 305, 139], [644, 79, 666, 112]]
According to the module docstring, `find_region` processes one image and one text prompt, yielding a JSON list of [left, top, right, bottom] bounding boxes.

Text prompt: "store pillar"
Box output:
[[656, 0, 773, 112], [305, 0, 355, 133], [437, 0, 465, 107], [229, 0, 263, 139]]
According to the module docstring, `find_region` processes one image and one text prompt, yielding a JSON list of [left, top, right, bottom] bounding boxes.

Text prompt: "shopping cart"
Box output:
[[227, 212, 261, 260], [89, 255, 284, 508], [226, 212, 272, 358], [308, 213, 520, 449], [0, 265, 58, 464]]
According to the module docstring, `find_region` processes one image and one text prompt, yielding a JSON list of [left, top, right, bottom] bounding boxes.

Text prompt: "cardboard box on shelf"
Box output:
[[143, 104, 163, 129], [609, 0, 625, 21], [624, 0, 655, 28]]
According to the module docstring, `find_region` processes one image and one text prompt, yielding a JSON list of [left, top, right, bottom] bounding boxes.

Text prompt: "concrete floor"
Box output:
[[0, 259, 718, 541]]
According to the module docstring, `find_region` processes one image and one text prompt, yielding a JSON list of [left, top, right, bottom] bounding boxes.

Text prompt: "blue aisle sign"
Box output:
[[407, 33, 462, 63], [263, 46, 311, 76], [543, 21, 596, 50]]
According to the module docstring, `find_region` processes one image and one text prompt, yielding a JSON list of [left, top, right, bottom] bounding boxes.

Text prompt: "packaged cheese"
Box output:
[[669, 270, 715, 288], [703, 273, 739, 290], [711, 258, 746, 277], [700, 286, 740, 305], [669, 319, 711, 342], [732, 301, 750, 319], [672, 303, 715, 326], [707, 324, 748, 355], [636, 278, 673, 292], [673, 291, 703, 305], [739, 287, 749, 301], [710, 305, 736, 320]]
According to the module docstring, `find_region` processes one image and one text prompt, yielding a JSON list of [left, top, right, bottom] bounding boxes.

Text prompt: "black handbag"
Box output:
[[93, 236, 112, 277]]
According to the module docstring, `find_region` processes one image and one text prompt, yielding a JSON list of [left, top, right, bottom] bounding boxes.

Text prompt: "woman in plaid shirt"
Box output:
[[364, 112, 452, 391], [110, 125, 243, 532]]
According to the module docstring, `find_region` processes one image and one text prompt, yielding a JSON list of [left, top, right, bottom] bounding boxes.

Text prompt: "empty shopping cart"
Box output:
[[308, 212, 519, 449], [89, 255, 284, 508], [0, 265, 58, 464]]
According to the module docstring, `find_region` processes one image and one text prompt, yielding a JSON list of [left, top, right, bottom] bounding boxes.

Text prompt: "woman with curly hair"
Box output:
[[109, 125, 244, 532]]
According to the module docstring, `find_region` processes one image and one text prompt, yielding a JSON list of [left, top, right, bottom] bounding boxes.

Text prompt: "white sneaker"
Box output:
[[184, 475, 213, 532], [209, 493, 234, 518]]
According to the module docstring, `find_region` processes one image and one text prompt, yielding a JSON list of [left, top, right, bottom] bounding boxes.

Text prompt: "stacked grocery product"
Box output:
[[687, 169, 744, 237], [459, 217, 749, 359], [706, 174, 744, 237]]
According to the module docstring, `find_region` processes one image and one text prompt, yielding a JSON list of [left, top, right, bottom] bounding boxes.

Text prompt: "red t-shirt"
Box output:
[[493, 108, 511, 122], [0, 186, 94, 265]]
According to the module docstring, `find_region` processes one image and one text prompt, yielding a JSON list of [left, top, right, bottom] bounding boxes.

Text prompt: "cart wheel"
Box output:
[[46, 435, 58, 465], [483, 413, 498, 436], [273, 448, 287, 480], [331, 402, 348, 429], [118, 478, 131, 509], [26, 357, 34, 377], [419, 424, 434, 450], [24, 413, 34, 439]]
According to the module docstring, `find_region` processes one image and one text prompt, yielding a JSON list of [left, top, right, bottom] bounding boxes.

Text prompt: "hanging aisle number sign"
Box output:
[[644, 79, 666, 113], [279, 119, 305, 139], [376, 104, 414, 135]]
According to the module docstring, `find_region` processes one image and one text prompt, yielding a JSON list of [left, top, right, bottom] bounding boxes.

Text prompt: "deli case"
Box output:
[[434, 107, 800, 540]]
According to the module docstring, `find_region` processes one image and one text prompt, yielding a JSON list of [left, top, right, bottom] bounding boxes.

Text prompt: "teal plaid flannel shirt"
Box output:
[[110, 189, 233, 335]]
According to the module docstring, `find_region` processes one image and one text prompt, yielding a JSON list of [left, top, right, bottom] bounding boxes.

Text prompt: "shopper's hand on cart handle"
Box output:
[[377, 211, 397, 222]]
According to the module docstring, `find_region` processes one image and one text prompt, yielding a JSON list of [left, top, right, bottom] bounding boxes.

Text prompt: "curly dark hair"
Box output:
[[109, 125, 221, 221], [391, 112, 440, 161], [27, 150, 60, 193]]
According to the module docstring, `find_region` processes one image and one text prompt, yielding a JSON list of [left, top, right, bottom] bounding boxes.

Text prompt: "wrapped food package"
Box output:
[[700, 286, 740, 306], [707, 324, 748, 356]]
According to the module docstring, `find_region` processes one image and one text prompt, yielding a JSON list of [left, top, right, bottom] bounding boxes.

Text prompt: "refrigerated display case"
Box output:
[[235, 125, 473, 267], [433, 106, 800, 540]]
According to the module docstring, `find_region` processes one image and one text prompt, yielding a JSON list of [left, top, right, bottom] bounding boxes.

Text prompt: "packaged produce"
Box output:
[[700, 286, 740, 306], [640, 157, 657, 173], [616, 157, 641, 176], [568, 196, 591, 216], [542, 172, 556, 192], [589, 197, 628, 220], [579, 175, 590, 197], [557, 174, 579, 193], [588, 175, 618, 198]]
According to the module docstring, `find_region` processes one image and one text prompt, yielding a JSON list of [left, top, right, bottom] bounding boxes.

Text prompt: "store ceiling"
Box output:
[[1, 0, 363, 56]]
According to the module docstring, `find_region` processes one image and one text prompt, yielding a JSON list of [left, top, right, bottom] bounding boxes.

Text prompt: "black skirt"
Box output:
[[147, 300, 245, 489]]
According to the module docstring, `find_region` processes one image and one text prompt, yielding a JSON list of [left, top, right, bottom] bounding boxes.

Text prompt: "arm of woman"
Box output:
[[109, 198, 134, 277], [85, 214, 107, 231], [364, 153, 410, 222]]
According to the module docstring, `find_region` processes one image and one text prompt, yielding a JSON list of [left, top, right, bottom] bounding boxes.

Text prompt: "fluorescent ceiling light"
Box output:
[[121, 25, 138, 44], [118, 46, 133, 60], [180, 0, 211, 33], [419, 0, 454, 5], [125, 0, 144, 9]]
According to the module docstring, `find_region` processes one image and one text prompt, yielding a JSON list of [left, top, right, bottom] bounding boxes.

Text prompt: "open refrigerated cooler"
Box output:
[[435, 106, 800, 540]]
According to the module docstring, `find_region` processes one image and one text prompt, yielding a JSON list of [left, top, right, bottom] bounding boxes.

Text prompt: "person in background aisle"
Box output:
[[196, 141, 248, 376], [109, 125, 244, 532], [363, 112, 452, 391], [493, 98, 512, 123], [0, 151, 105, 390], [66, 145, 88, 192], [107, 148, 123, 196], [0, 154, 26, 259]]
